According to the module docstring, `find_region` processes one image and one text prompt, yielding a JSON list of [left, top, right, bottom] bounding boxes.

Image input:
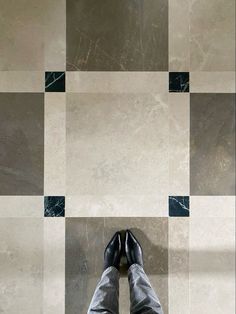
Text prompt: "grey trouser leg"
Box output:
[[128, 264, 164, 314], [87, 266, 119, 314]]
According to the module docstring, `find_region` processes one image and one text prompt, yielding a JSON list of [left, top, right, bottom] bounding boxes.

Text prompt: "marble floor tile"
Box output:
[[66, 93, 169, 197], [44, 196, 65, 217], [44, 93, 66, 196], [0, 93, 44, 195], [0, 218, 43, 314], [190, 93, 235, 195], [169, 72, 189, 93], [0, 71, 44, 92], [45, 72, 65, 92], [190, 0, 235, 71], [65, 218, 168, 314], [66, 0, 168, 71], [0, 196, 43, 217], [44, 218, 65, 314], [190, 218, 235, 314]]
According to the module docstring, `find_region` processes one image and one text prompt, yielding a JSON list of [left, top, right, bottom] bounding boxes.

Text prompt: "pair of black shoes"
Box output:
[[104, 230, 143, 270]]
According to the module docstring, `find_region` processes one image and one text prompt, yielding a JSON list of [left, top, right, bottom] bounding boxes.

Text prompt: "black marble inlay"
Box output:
[[169, 196, 189, 217], [169, 72, 189, 92], [45, 72, 65, 92], [44, 196, 65, 217]]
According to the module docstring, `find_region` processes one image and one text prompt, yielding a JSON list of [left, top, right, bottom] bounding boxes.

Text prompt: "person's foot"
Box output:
[[125, 230, 144, 268], [104, 232, 122, 270]]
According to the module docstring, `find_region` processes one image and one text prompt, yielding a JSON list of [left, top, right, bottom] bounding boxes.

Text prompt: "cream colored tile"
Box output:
[[190, 218, 235, 314], [44, 0, 66, 70], [66, 72, 168, 93], [66, 93, 169, 198], [66, 195, 167, 217], [169, 0, 190, 71], [190, 0, 235, 71], [169, 218, 189, 314], [0, 218, 43, 313], [0, 71, 44, 92], [190, 72, 236, 93], [44, 93, 66, 196], [43, 218, 65, 314], [0, 196, 43, 217], [190, 196, 235, 217], [169, 94, 190, 195]]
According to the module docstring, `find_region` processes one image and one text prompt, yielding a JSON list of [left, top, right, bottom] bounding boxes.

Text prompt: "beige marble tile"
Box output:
[[190, 72, 236, 93], [0, 218, 43, 313], [0, 196, 43, 217], [190, 196, 235, 217], [0, 71, 44, 92], [66, 72, 168, 93], [44, 93, 66, 196], [169, 0, 190, 71], [169, 218, 189, 314], [66, 218, 168, 314], [66, 93, 169, 198], [43, 218, 65, 314], [66, 195, 167, 217], [190, 218, 235, 314], [44, 0, 66, 70], [190, 0, 235, 71], [169, 94, 190, 196]]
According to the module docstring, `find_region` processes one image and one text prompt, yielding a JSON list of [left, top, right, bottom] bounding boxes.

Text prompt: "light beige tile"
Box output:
[[44, 93, 66, 196], [66, 72, 168, 94], [0, 218, 43, 313], [190, 0, 235, 71], [169, 0, 190, 71], [169, 94, 190, 195], [190, 196, 235, 217], [0, 71, 44, 92], [66, 93, 169, 198], [190, 72, 236, 93], [190, 218, 235, 314], [0, 196, 43, 217], [44, 0, 66, 70], [43, 218, 65, 314], [169, 218, 189, 314], [66, 195, 168, 217]]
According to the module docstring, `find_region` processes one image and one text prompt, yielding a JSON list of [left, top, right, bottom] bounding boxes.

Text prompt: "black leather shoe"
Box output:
[[125, 230, 143, 268], [104, 232, 122, 270]]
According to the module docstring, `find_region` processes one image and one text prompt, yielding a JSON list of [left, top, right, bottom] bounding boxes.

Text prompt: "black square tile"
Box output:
[[169, 72, 189, 92], [45, 72, 65, 92], [44, 196, 65, 217], [169, 196, 189, 217]]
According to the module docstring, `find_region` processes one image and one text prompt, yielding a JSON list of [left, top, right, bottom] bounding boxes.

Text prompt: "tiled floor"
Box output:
[[0, 0, 235, 313]]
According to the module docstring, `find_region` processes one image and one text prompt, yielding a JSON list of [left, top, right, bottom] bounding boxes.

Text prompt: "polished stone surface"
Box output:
[[45, 72, 65, 92], [190, 93, 235, 195], [44, 196, 65, 217], [65, 218, 168, 314], [0, 93, 44, 195], [169, 196, 189, 217], [66, 0, 168, 71], [169, 72, 189, 92]]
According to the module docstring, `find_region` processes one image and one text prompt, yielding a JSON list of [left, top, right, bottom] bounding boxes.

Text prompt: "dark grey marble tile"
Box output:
[[66, 0, 168, 71], [65, 218, 168, 314], [169, 72, 189, 92], [169, 196, 189, 217], [190, 93, 235, 195], [44, 196, 65, 217], [45, 72, 65, 92], [0, 93, 44, 195]]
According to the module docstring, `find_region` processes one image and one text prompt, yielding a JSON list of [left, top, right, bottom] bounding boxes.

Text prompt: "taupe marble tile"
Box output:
[[190, 0, 235, 71], [65, 218, 168, 314], [44, 218, 65, 314], [190, 93, 235, 195], [44, 93, 66, 196], [66, 93, 169, 197], [0, 93, 44, 195], [66, 0, 168, 71], [0, 196, 43, 217], [190, 218, 235, 313], [0, 218, 43, 314]]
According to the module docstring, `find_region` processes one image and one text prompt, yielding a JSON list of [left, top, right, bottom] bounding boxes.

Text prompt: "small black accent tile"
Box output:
[[45, 72, 65, 92], [44, 196, 65, 217], [169, 72, 189, 92], [169, 196, 189, 217]]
